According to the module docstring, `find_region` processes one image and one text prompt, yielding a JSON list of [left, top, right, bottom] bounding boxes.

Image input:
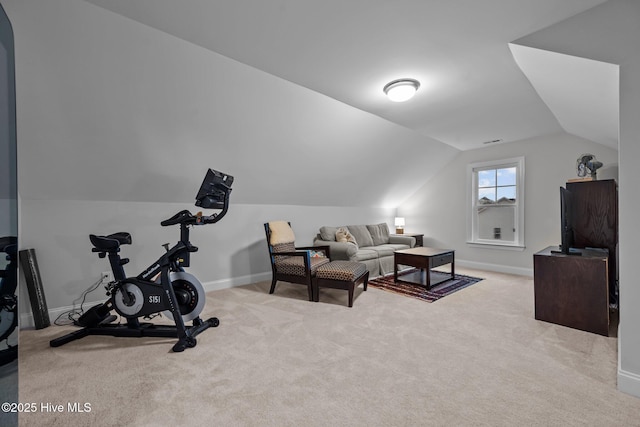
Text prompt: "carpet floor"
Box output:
[[12, 267, 640, 426]]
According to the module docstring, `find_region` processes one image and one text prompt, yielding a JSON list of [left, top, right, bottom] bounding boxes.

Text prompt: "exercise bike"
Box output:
[[50, 169, 233, 352]]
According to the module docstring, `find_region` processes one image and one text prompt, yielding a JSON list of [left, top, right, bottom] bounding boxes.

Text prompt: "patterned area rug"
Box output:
[[368, 269, 483, 303]]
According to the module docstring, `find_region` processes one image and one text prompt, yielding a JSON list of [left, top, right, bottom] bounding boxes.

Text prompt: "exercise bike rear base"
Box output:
[[49, 315, 220, 352]]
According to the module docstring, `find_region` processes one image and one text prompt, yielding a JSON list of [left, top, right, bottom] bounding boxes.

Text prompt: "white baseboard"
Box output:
[[456, 259, 533, 277], [20, 271, 273, 329], [618, 368, 640, 398], [201, 271, 271, 292]]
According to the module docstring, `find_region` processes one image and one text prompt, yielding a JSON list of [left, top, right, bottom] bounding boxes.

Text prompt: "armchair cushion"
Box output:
[[275, 256, 330, 277], [272, 242, 295, 254], [268, 220, 296, 245]]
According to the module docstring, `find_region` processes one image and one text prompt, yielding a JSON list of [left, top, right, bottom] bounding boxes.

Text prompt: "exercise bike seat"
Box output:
[[90, 232, 132, 251]]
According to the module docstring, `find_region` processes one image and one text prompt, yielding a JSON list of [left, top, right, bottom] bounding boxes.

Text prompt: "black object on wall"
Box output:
[[19, 249, 51, 329]]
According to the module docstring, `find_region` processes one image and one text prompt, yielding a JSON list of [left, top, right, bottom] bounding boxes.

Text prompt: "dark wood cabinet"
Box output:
[[566, 179, 618, 302], [534, 246, 610, 336], [532, 180, 617, 336]]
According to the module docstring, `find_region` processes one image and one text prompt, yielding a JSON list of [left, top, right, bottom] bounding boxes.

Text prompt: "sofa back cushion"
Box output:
[[367, 223, 391, 246], [347, 225, 374, 247], [319, 226, 341, 241]]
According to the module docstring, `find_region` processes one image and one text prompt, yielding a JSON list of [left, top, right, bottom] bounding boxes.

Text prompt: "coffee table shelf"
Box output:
[[394, 247, 455, 289]]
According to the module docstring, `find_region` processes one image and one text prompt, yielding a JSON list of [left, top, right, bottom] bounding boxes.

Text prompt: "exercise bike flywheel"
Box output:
[[163, 271, 205, 322], [113, 282, 145, 318], [113, 272, 206, 323]]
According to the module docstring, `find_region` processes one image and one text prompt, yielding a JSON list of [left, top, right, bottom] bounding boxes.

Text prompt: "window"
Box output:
[[467, 157, 525, 249]]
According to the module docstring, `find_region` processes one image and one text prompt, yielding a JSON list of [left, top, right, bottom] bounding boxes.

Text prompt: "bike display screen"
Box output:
[[195, 168, 234, 209]]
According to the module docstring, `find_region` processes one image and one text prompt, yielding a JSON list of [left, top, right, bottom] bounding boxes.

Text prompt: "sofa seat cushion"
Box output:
[[275, 256, 330, 276], [384, 243, 411, 251], [364, 245, 396, 258], [352, 249, 378, 262]]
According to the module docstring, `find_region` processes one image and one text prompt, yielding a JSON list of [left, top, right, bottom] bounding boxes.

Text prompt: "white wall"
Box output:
[[17, 198, 394, 326], [4, 0, 457, 209], [398, 132, 618, 276]]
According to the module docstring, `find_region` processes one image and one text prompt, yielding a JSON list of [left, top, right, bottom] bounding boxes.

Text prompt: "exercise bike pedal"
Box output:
[[77, 303, 113, 327], [99, 314, 118, 325]]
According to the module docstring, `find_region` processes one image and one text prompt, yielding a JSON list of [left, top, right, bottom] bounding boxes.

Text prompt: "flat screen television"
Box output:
[[554, 186, 581, 255], [195, 168, 234, 209]]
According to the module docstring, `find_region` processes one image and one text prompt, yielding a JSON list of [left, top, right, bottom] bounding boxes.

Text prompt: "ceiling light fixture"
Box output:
[[383, 78, 420, 102]]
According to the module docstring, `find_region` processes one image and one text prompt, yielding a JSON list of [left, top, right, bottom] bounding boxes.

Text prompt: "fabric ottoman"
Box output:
[[313, 261, 369, 307]]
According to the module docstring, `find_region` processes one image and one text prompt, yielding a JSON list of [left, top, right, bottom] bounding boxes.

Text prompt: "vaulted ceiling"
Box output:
[[5, 0, 619, 208], [85, 0, 614, 151]]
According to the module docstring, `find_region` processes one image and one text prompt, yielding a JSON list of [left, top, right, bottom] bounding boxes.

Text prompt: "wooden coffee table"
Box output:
[[394, 247, 455, 289]]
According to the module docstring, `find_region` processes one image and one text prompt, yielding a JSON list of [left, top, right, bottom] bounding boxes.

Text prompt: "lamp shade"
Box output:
[[383, 79, 420, 102], [394, 217, 405, 227]]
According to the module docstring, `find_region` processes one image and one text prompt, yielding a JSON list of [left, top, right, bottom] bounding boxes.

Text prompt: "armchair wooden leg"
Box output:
[[307, 283, 314, 301], [269, 277, 277, 294], [312, 279, 319, 302]]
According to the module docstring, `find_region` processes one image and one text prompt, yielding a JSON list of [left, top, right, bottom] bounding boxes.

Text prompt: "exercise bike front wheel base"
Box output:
[[172, 336, 197, 352]]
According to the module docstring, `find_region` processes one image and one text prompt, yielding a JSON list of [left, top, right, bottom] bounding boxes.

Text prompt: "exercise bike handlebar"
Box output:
[[160, 210, 195, 227], [160, 196, 230, 227]]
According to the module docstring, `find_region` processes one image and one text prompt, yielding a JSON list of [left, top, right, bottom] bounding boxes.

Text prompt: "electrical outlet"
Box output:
[[101, 271, 114, 283]]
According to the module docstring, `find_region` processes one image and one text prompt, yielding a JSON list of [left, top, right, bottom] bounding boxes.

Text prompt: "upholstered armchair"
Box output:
[[264, 221, 330, 301]]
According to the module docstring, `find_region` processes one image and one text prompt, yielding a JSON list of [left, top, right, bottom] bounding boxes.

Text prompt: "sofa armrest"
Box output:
[[313, 239, 357, 260], [389, 235, 416, 247]]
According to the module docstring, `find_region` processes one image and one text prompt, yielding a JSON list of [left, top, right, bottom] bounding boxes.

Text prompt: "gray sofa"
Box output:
[[313, 223, 416, 277]]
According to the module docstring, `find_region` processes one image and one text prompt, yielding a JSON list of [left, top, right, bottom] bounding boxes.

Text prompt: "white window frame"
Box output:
[[466, 156, 525, 250]]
